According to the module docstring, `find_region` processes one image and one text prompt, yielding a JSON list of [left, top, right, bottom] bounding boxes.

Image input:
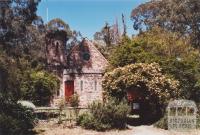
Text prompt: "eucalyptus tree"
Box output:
[[131, 0, 200, 48]]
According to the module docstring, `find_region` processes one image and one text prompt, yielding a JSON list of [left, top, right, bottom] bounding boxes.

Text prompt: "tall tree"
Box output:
[[0, 1, 43, 134], [109, 28, 200, 103], [0, 0, 41, 43], [46, 18, 72, 36], [94, 22, 112, 46], [131, 0, 200, 48], [94, 22, 121, 46], [122, 14, 127, 36]]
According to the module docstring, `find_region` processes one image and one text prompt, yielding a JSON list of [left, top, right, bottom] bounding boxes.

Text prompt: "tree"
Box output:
[[94, 22, 121, 46], [0, 1, 55, 133], [131, 0, 200, 48], [0, 0, 41, 43], [21, 70, 59, 106], [46, 18, 72, 39], [108, 28, 200, 103], [94, 22, 112, 46], [0, 51, 23, 100], [0, 52, 35, 135], [133, 27, 200, 102]]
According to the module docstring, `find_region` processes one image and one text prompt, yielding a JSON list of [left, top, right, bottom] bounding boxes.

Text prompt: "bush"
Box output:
[[69, 93, 80, 107], [103, 63, 180, 105], [76, 113, 93, 129], [103, 63, 180, 121], [0, 100, 35, 135], [77, 98, 130, 131], [77, 112, 111, 131], [154, 113, 168, 130]]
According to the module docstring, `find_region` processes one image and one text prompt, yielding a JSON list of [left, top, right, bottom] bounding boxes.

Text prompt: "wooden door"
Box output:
[[65, 81, 74, 101]]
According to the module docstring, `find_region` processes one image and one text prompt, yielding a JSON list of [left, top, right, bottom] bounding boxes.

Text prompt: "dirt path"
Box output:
[[131, 125, 198, 135], [35, 121, 200, 135]]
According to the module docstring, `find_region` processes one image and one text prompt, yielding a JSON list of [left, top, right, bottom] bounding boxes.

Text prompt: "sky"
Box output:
[[37, 0, 149, 39]]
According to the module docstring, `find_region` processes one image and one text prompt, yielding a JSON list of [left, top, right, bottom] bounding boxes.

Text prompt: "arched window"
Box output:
[[54, 41, 60, 55]]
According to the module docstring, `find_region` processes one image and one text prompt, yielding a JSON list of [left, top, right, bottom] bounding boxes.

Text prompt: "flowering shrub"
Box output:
[[102, 63, 181, 121], [103, 63, 180, 106]]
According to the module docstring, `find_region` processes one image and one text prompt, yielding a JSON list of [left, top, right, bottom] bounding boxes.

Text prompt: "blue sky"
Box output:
[[37, 0, 149, 39]]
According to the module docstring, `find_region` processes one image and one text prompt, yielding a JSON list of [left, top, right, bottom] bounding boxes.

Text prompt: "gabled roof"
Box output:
[[66, 39, 108, 74]]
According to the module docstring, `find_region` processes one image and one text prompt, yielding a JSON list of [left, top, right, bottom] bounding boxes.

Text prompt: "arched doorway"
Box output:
[[127, 88, 162, 125]]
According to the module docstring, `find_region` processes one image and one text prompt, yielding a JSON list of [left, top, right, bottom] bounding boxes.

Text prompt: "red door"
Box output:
[[65, 81, 74, 101]]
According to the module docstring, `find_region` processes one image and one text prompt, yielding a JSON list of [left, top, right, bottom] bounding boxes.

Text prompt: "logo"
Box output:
[[167, 100, 197, 131]]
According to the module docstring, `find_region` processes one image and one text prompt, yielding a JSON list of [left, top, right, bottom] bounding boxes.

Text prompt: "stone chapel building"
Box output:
[[45, 30, 108, 107]]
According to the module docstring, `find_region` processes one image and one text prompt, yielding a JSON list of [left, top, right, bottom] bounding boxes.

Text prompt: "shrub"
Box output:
[[0, 100, 35, 135], [77, 98, 130, 131], [103, 63, 180, 120], [69, 93, 80, 107], [77, 112, 111, 131], [154, 113, 168, 129], [103, 63, 180, 105]]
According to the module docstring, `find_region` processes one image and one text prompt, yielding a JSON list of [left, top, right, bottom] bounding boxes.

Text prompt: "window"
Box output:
[[55, 41, 59, 55], [82, 52, 90, 61], [57, 90, 60, 96], [80, 80, 83, 91], [94, 81, 97, 91]]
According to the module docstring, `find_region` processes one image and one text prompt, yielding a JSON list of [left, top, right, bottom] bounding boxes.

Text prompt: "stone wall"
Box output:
[[74, 74, 103, 107], [56, 40, 108, 107]]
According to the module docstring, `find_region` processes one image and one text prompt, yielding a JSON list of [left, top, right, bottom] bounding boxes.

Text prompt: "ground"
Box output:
[[35, 120, 200, 135]]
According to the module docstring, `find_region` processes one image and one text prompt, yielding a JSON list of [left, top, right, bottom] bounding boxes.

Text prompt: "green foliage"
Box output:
[[69, 93, 80, 107], [0, 52, 24, 100], [154, 113, 168, 130], [47, 18, 72, 36], [109, 28, 198, 68], [103, 63, 180, 105], [131, 0, 200, 48], [109, 37, 158, 68], [77, 98, 130, 131], [21, 70, 59, 106], [0, 53, 36, 134], [0, 0, 41, 43], [0, 99, 35, 135], [108, 28, 200, 103], [77, 113, 100, 130]]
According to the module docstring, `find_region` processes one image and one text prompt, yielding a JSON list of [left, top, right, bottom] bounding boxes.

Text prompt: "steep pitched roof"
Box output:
[[67, 39, 108, 74]]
